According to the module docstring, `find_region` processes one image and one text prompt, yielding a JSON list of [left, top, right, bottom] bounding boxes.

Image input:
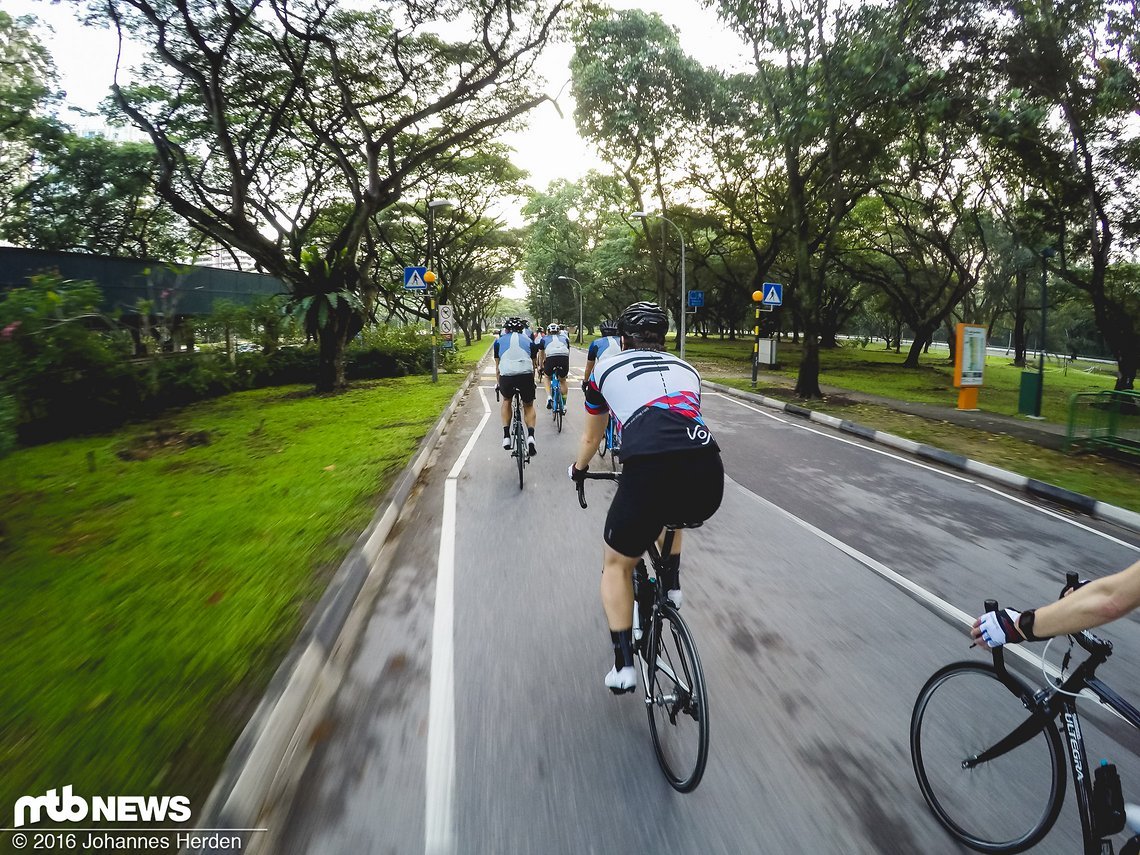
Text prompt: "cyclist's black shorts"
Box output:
[[499, 372, 536, 405], [543, 355, 570, 378], [604, 448, 724, 558]]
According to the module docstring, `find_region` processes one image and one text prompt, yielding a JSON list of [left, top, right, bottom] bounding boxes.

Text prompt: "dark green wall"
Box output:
[[0, 247, 286, 314]]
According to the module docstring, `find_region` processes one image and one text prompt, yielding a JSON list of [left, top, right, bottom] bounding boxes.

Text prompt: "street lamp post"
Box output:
[[556, 275, 583, 343], [426, 198, 458, 383], [1033, 246, 1056, 418], [631, 210, 686, 360]]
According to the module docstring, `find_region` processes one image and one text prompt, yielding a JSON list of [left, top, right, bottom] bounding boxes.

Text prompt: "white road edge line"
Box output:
[[725, 475, 1061, 682], [710, 391, 1137, 550], [710, 393, 973, 483], [427, 386, 491, 855], [975, 484, 1140, 552]]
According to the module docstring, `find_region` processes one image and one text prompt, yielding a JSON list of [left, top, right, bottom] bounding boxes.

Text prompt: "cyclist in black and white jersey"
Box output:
[[581, 319, 621, 393], [568, 301, 724, 693], [494, 316, 540, 456]]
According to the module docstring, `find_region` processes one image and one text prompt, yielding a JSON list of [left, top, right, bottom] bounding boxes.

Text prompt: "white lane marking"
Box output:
[[976, 484, 1140, 552], [447, 388, 491, 479], [427, 388, 492, 855], [712, 393, 972, 483], [725, 475, 1063, 682]]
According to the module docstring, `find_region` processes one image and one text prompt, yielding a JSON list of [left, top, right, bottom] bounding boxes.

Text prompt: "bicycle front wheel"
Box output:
[[910, 661, 1064, 853], [644, 604, 709, 792]]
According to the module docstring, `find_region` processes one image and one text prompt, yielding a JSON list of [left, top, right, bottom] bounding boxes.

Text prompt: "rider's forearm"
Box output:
[[575, 413, 607, 470], [1029, 559, 1140, 638]]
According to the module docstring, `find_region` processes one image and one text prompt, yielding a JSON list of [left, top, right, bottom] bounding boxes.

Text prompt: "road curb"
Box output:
[[186, 357, 487, 854], [703, 379, 1140, 537]]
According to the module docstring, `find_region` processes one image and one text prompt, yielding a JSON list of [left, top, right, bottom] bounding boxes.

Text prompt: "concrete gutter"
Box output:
[[703, 379, 1140, 537], [185, 354, 488, 854]]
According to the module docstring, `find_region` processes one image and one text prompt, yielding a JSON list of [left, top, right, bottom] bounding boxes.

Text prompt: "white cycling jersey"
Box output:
[[584, 348, 718, 460], [540, 333, 570, 357], [494, 332, 538, 376]]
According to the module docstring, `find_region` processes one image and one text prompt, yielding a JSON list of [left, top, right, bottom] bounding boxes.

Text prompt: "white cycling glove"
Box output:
[[976, 609, 1025, 648]]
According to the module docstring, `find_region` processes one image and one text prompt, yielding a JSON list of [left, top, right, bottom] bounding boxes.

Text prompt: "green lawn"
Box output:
[[0, 370, 468, 828], [680, 335, 1117, 425]]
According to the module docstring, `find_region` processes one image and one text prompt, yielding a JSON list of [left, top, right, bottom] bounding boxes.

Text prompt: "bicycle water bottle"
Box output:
[[1093, 760, 1125, 836]]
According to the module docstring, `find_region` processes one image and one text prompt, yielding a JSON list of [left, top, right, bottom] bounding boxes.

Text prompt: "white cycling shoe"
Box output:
[[527, 436, 537, 456], [502, 436, 511, 450], [667, 589, 682, 609], [605, 665, 637, 694]]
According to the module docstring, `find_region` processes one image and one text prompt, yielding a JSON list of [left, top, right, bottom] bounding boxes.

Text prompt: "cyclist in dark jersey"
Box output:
[[568, 301, 724, 693]]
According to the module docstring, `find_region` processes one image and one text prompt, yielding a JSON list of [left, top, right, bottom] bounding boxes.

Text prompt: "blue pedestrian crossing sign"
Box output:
[[403, 266, 428, 291], [687, 290, 704, 307], [761, 282, 783, 307]]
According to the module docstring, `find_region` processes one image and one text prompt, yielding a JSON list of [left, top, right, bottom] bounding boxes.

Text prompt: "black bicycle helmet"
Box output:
[[617, 301, 668, 338], [600, 318, 619, 335], [504, 316, 525, 332]]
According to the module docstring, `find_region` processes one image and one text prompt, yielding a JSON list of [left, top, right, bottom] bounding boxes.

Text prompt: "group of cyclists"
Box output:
[[496, 299, 1140, 696], [494, 302, 725, 693]]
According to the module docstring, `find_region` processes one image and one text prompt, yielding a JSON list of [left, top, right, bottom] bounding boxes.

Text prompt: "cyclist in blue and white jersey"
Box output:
[[582, 318, 621, 393], [568, 301, 724, 693], [539, 323, 571, 412], [494, 317, 540, 456]]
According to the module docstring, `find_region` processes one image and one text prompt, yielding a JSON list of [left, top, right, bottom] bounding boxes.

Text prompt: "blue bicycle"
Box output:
[[550, 372, 565, 433], [598, 414, 622, 471]]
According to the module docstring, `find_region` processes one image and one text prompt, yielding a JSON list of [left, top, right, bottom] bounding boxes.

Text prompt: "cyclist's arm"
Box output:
[[1030, 559, 1140, 638], [574, 411, 608, 470], [583, 359, 595, 388]]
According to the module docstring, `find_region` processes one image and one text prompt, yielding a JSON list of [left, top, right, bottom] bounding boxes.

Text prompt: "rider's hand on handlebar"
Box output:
[[1061, 577, 1090, 599], [568, 463, 589, 483], [972, 609, 1026, 648]]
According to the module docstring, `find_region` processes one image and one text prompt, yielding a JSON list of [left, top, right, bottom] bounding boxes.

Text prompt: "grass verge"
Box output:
[[0, 371, 468, 833], [680, 336, 1117, 425]]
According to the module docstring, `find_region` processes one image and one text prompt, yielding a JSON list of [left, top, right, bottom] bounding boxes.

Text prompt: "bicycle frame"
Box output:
[[982, 602, 1140, 854]]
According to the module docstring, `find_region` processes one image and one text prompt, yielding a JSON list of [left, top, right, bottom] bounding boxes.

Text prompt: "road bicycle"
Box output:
[[550, 371, 565, 433], [597, 414, 622, 472], [496, 385, 530, 490], [910, 572, 1140, 854], [576, 471, 709, 792]]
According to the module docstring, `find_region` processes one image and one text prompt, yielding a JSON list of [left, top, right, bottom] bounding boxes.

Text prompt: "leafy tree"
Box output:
[[97, 0, 566, 392], [980, 0, 1140, 388], [3, 133, 202, 259], [712, 0, 934, 396], [570, 6, 711, 332], [0, 12, 63, 223]]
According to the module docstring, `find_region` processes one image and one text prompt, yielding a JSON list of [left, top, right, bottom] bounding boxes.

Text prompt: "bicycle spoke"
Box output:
[[911, 662, 1064, 853]]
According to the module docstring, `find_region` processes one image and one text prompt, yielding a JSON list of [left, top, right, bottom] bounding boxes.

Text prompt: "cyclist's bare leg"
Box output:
[[499, 396, 512, 428], [522, 401, 536, 429], [601, 544, 638, 630]]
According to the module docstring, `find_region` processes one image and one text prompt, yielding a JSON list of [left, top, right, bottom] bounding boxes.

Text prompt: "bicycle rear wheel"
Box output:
[[555, 396, 563, 433], [910, 661, 1064, 853], [644, 604, 709, 792], [513, 413, 525, 490]]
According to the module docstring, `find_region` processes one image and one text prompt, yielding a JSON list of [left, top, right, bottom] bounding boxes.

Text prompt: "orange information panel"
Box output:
[[953, 323, 986, 410]]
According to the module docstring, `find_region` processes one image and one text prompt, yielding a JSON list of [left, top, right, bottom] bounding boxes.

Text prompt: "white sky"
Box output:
[[10, 0, 745, 190]]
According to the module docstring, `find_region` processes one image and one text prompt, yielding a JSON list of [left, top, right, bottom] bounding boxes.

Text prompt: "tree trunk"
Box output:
[[316, 310, 352, 392], [1117, 352, 1137, 391], [1012, 268, 1028, 366], [902, 325, 933, 368], [795, 332, 823, 398]]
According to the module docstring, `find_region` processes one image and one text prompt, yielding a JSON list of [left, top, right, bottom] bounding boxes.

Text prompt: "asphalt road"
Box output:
[[279, 347, 1140, 855]]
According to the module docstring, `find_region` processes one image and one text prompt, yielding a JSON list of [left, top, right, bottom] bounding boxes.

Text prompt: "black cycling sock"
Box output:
[[527, 426, 534, 437], [660, 553, 681, 592], [503, 426, 510, 438], [610, 629, 634, 670]]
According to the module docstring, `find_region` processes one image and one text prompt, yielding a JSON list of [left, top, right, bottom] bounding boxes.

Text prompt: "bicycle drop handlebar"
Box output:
[[983, 571, 1112, 680], [575, 470, 618, 509]]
